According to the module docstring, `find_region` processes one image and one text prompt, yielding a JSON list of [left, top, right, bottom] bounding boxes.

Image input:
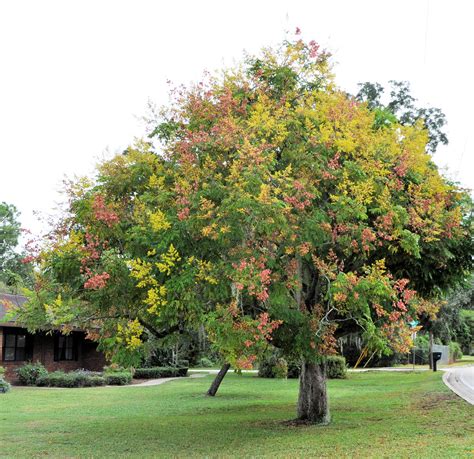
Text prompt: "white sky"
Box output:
[[1, 0, 473, 240]]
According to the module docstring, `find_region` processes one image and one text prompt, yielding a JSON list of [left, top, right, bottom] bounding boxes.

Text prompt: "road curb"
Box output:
[[442, 366, 474, 405]]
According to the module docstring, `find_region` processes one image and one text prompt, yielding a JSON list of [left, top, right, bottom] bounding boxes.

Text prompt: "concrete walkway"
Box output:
[[442, 366, 474, 405], [125, 373, 207, 387]]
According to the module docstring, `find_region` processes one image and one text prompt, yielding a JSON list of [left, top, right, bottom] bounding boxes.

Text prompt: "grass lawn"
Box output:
[[0, 371, 473, 458]]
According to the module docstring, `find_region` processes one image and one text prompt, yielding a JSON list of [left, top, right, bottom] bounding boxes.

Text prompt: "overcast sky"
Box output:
[[1, 0, 473, 239]]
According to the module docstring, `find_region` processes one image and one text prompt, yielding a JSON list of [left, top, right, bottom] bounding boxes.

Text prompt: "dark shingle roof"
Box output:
[[0, 293, 28, 323]]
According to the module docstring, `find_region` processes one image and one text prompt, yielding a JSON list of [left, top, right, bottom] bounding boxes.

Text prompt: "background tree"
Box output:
[[15, 35, 473, 425], [431, 277, 474, 353], [356, 80, 448, 154], [0, 202, 33, 291]]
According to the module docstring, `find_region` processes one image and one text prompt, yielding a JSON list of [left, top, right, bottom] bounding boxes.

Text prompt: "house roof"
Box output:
[[0, 292, 28, 325]]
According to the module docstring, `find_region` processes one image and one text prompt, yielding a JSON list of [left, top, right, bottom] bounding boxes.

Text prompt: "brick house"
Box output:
[[0, 293, 107, 381]]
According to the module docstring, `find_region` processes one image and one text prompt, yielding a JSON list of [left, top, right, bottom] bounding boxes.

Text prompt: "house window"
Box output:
[[54, 335, 78, 361], [2, 331, 33, 361]]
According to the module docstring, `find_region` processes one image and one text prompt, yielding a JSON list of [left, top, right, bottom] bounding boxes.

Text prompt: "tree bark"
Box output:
[[296, 360, 330, 425], [206, 363, 230, 396]]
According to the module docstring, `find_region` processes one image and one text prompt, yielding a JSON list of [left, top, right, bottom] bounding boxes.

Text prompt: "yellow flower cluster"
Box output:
[[149, 209, 171, 232], [129, 258, 156, 288], [129, 245, 182, 314], [148, 173, 165, 190], [144, 285, 167, 314], [117, 319, 144, 350], [156, 244, 181, 275]]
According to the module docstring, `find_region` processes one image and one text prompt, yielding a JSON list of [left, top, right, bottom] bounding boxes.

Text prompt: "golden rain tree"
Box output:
[[15, 33, 473, 424]]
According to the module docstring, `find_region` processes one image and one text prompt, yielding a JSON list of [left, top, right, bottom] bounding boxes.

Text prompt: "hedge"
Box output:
[[104, 372, 132, 385], [36, 371, 106, 388], [134, 366, 188, 379]]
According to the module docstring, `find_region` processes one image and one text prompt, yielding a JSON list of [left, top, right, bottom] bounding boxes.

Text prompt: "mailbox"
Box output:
[[432, 351, 442, 372]]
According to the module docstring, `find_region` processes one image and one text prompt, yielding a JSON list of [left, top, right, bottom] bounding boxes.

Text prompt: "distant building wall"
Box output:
[[0, 326, 107, 381]]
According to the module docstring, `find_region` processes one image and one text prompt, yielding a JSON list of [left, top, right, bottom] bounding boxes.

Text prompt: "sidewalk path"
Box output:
[[442, 366, 474, 405], [128, 373, 207, 387]]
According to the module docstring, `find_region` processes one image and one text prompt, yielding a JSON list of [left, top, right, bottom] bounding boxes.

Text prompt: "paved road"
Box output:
[[442, 366, 474, 405]]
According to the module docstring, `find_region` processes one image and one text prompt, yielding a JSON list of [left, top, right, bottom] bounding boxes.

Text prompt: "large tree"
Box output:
[[15, 35, 472, 424]]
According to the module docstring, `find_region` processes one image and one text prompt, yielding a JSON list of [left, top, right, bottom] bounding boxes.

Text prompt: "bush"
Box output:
[[16, 362, 48, 385], [196, 357, 215, 368], [103, 364, 128, 374], [258, 354, 280, 378], [104, 372, 132, 385], [36, 370, 106, 388], [83, 375, 106, 387], [0, 378, 11, 393], [74, 369, 103, 378], [37, 371, 74, 388], [273, 358, 288, 379], [449, 342, 463, 362], [258, 354, 288, 379], [134, 366, 188, 379], [326, 356, 347, 379], [287, 360, 301, 379], [176, 367, 189, 377], [0, 366, 5, 378]]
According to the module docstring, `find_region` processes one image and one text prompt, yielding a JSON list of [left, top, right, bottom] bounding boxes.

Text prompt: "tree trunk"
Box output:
[[206, 363, 230, 396], [296, 361, 330, 425]]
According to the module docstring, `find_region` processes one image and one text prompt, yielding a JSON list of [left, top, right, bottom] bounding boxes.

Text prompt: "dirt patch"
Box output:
[[417, 392, 458, 410], [248, 418, 325, 430], [281, 418, 329, 428]]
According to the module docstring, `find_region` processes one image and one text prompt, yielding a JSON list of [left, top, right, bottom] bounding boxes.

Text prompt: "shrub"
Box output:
[[16, 362, 48, 385], [134, 366, 188, 379], [73, 369, 103, 378], [104, 372, 132, 385], [449, 342, 463, 362], [196, 357, 215, 368], [37, 371, 74, 387], [85, 376, 106, 387], [273, 358, 288, 379], [258, 354, 279, 378], [0, 378, 11, 393], [176, 367, 188, 377], [103, 364, 128, 374], [36, 370, 106, 388], [0, 366, 5, 378], [287, 359, 302, 378], [326, 356, 347, 379], [258, 354, 288, 379]]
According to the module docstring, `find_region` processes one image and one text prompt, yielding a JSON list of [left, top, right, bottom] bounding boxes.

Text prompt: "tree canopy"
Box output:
[[14, 34, 473, 423]]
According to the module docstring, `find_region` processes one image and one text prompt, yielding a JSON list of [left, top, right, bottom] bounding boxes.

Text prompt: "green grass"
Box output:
[[0, 372, 473, 458]]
